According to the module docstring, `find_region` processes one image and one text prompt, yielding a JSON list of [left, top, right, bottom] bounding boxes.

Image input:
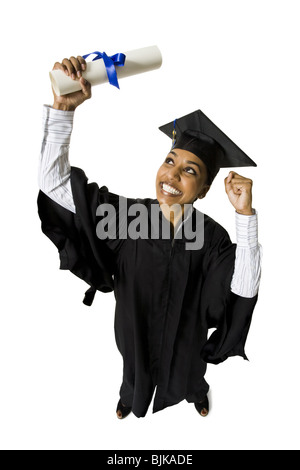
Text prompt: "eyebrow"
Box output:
[[169, 150, 202, 172]]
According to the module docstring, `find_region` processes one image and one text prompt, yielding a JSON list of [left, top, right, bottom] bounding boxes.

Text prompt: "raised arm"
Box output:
[[225, 171, 262, 298], [38, 56, 92, 213]]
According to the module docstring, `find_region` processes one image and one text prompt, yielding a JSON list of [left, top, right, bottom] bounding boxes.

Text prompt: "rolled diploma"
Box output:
[[50, 45, 162, 96]]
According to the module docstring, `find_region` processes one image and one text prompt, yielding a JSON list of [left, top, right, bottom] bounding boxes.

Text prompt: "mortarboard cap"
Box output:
[[159, 109, 257, 185]]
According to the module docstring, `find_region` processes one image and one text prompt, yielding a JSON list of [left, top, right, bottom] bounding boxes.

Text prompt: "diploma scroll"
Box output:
[[50, 45, 163, 96]]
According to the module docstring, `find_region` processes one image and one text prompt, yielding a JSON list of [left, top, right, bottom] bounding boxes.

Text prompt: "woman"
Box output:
[[38, 55, 262, 419]]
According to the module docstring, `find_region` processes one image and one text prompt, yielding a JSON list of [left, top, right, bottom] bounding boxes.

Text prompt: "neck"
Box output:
[[159, 203, 192, 229]]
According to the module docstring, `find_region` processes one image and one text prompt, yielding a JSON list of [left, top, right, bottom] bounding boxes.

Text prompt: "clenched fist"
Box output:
[[225, 171, 254, 215], [52, 56, 92, 111]]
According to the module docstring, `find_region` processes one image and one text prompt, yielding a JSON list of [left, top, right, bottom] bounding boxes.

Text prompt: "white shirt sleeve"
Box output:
[[38, 105, 76, 213], [230, 210, 262, 298]]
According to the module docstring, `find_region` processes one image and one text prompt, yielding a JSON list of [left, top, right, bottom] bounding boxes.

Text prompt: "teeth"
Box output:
[[162, 183, 181, 195]]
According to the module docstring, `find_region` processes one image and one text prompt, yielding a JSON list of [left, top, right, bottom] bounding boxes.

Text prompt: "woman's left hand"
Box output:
[[225, 171, 253, 215]]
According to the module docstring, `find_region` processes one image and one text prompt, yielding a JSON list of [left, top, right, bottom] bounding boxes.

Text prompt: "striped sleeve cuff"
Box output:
[[42, 105, 75, 145], [235, 209, 258, 249]]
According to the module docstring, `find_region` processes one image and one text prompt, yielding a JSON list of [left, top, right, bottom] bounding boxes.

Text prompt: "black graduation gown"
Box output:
[[37, 166, 258, 417]]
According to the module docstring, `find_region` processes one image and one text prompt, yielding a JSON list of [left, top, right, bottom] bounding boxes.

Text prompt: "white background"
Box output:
[[1, 0, 299, 450]]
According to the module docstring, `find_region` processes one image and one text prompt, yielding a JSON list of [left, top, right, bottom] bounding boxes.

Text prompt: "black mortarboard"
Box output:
[[159, 109, 257, 185]]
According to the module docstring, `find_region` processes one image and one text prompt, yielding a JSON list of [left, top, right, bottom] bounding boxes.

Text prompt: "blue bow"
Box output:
[[82, 51, 126, 89]]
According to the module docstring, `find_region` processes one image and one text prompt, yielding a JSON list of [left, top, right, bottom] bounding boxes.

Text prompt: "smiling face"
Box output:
[[156, 148, 211, 207]]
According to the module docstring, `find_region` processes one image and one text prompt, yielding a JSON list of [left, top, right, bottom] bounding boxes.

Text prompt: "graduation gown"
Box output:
[[37, 166, 258, 417]]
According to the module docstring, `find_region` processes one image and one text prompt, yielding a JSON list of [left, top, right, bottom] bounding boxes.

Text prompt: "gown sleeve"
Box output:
[[200, 221, 258, 365], [37, 166, 116, 306]]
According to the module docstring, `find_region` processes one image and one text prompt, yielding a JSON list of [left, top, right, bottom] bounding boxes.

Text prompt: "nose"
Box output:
[[168, 166, 181, 182]]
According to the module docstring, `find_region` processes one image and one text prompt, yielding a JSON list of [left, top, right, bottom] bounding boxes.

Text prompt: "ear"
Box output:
[[197, 185, 211, 200]]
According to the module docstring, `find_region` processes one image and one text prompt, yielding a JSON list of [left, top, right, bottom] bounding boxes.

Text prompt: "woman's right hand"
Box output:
[[52, 56, 92, 111]]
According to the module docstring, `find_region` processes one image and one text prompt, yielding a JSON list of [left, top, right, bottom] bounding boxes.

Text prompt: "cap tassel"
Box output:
[[171, 119, 177, 149]]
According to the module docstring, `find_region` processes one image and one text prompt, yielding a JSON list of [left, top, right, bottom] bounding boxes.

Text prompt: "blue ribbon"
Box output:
[[82, 51, 126, 89]]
